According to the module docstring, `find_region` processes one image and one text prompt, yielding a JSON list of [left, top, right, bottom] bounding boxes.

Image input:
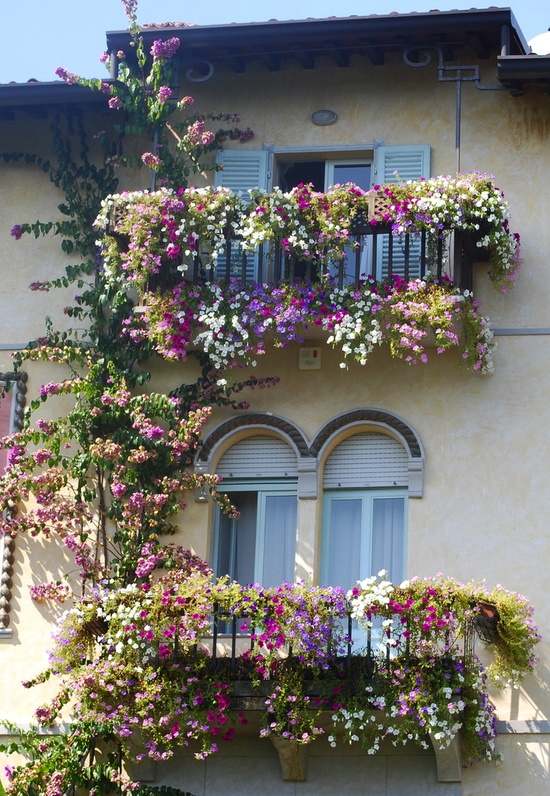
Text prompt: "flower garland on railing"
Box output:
[[2, 566, 537, 792], [128, 277, 495, 374], [95, 174, 520, 292]]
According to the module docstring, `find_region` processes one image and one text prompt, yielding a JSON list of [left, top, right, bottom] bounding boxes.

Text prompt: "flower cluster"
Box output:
[[29, 581, 71, 605], [96, 174, 519, 292], [4, 568, 534, 793], [96, 187, 242, 289], [129, 277, 495, 373]]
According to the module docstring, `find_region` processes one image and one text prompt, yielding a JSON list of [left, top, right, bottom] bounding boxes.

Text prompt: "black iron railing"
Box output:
[[187, 226, 484, 291]]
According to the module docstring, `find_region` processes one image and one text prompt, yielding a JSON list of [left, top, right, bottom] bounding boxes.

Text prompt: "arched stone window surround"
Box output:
[[195, 413, 316, 497], [311, 409, 425, 497], [196, 409, 424, 500]]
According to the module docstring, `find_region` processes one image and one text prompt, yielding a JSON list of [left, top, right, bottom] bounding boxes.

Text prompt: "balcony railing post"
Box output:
[[420, 230, 427, 277], [257, 243, 264, 283], [230, 614, 237, 673], [354, 237, 361, 287], [371, 233, 378, 279], [437, 236, 444, 279], [404, 234, 410, 281], [387, 234, 393, 279], [225, 238, 232, 282], [212, 601, 218, 659]]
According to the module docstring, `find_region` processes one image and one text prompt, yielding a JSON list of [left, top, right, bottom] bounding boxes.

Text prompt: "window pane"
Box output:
[[261, 495, 297, 586], [216, 492, 257, 584], [371, 497, 405, 582], [323, 498, 363, 587], [332, 163, 371, 191]]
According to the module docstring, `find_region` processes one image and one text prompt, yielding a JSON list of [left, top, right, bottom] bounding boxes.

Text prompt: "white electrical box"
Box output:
[[299, 347, 321, 370]]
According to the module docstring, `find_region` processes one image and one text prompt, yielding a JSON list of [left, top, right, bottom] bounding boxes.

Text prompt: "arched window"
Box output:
[[213, 436, 298, 587], [321, 432, 407, 588]]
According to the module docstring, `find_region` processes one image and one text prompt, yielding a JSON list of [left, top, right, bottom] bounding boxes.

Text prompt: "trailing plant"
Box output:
[[128, 276, 495, 373], [96, 176, 520, 292], [0, 571, 537, 792]]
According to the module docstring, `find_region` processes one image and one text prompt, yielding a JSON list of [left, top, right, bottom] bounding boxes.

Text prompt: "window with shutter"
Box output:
[[321, 432, 408, 589], [214, 149, 270, 282], [213, 436, 298, 587], [373, 145, 431, 280]]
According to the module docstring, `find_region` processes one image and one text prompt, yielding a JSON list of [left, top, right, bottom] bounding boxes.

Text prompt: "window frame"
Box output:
[[212, 479, 298, 585], [321, 487, 408, 587], [324, 158, 373, 191]]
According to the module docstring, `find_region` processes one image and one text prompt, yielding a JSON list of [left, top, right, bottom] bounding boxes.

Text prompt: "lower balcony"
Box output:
[[49, 571, 538, 787]]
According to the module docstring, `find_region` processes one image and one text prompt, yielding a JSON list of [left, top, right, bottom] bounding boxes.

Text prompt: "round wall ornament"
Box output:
[[311, 109, 338, 126]]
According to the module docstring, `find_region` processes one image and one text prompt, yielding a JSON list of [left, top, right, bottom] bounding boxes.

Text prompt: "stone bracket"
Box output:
[[270, 736, 308, 781], [430, 734, 462, 782]]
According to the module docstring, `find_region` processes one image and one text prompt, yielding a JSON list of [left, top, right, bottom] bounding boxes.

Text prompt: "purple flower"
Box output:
[[150, 37, 181, 60], [10, 224, 23, 240], [55, 66, 79, 85], [108, 96, 123, 110], [157, 85, 173, 104]]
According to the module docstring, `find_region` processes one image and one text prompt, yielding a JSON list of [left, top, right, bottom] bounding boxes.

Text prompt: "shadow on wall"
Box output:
[[157, 741, 463, 796], [6, 535, 79, 644]]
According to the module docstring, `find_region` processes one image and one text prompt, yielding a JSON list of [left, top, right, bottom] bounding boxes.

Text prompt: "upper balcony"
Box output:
[[96, 175, 519, 372]]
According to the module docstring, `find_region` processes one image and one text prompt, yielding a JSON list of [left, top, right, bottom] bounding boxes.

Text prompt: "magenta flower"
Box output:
[[150, 37, 181, 60], [141, 152, 161, 169], [55, 66, 79, 85], [108, 96, 123, 110], [157, 85, 173, 104]]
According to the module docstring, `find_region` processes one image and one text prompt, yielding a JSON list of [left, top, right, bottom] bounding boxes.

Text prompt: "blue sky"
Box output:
[[1, 1, 547, 83]]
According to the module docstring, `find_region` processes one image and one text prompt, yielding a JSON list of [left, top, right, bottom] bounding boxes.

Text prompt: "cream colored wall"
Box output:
[[1, 48, 550, 789]]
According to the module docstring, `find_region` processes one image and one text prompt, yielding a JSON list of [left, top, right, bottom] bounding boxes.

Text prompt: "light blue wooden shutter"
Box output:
[[214, 149, 269, 281], [373, 145, 431, 280]]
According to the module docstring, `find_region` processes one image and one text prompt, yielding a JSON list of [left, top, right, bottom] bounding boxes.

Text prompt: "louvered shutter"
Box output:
[[217, 436, 298, 480], [214, 149, 269, 282], [323, 433, 408, 489], [373, 145, 431, 280]]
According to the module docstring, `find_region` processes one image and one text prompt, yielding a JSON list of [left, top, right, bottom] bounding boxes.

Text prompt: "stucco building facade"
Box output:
[[0, 7, 550, 795]]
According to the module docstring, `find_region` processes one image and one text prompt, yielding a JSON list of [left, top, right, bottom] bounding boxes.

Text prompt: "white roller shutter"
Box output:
[[323, 433, 408, 489], [373, 145, 431, 280], [217, 436, 298, 479]]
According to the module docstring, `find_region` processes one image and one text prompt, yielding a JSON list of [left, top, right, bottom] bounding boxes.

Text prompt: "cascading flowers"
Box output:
[[95, 173, 520, 292], [129, 277, 495, 374], [8, 565, 536, 790]]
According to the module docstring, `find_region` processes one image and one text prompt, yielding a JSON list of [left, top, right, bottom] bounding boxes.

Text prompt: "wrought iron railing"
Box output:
[[186, 225, 484, 291]]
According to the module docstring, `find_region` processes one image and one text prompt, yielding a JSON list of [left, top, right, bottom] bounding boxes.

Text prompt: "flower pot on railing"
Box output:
[[473, 600, 500, 645]]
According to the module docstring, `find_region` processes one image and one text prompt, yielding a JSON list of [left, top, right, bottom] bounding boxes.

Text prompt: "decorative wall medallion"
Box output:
[[311, 109, 338, 126]]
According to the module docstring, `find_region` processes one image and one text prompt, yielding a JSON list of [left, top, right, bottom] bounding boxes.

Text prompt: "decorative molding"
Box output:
[[496, 720, 550, 734], [310, 409, 423, 459], [0, 371, 28, 631], [197, 413, 311, 464], [311, 409, 425, 497]]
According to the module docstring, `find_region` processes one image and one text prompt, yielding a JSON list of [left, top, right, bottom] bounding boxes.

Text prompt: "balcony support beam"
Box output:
[[430, 734, 462, 783], [270, 736, 308, 782]]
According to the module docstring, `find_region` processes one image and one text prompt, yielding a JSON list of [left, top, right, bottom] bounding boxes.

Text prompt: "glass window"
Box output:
[[214, 484, 297, 586]]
